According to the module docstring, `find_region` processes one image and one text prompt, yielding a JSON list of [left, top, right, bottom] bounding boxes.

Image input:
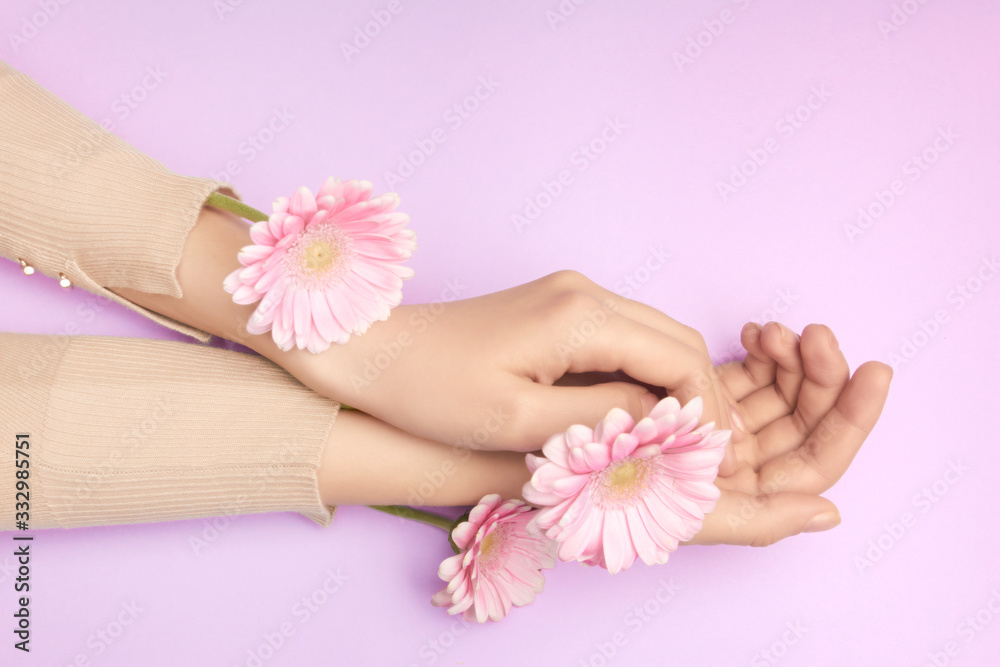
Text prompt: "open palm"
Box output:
[[686, 321, 892, 546]]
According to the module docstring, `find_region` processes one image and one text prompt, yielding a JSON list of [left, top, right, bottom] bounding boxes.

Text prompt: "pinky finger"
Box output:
[[681, 488, 841, 547]]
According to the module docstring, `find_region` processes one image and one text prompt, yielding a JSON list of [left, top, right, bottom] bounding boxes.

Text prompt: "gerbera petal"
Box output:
[[232, 284, 260, 305], [557, 508, 603, 562], [601, 510, 633, 575], [677, 395, 704, 427], [352, 259, 403, 293], [325, 292, 361, 339], [611, 432, 639, 461], [582, 442, 611, 470], [293, 289, 311, 338], [649, 396, 681, 421], [281, 215, 305, 238], [305, 323, 329, 354], [451, 521, 477, 550], [564, 424, 594, 450], [289, 186, 317, 220], [316, 176, 342, 200], [253, 262, 285, 294], [438, 553, 465, 580], [550, 474, 590, 497], [249, 221, 276, 246], [625, 504, 659, 566], [539, 434, 569, 469], [271, 196, 289, 214], [632, 417, 660, 445], [237, 245, 272, 264], [595, 408, 634, 444], [223, 267, 244, 294], [309, 289, 344, 343]]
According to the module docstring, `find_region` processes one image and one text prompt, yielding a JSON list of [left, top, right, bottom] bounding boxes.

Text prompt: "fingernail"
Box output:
[[779, 325, 793, 347], [728, 404, 746, 434], [825, 325, 839, 349], [803, 511, 841, 533]]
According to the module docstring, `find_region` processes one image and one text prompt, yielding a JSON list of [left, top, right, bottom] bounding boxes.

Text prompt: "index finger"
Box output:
[[553, 309, 732, 438]]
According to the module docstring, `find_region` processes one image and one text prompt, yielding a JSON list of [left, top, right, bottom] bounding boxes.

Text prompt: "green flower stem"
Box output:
[[368, 505, 463, 553], [206, 191, 269, 222], [368, 505, 453, 531]]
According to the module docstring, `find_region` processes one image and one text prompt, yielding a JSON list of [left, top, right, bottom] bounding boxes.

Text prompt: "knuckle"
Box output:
[[687, 327, 709, 355], [545, 289, 600, 321], [617, 385, 646, 421], [543, 269, 590, 291]]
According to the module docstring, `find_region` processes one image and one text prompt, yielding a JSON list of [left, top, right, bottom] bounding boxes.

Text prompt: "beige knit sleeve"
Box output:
[[0, 333, 340, 530], [0, 59, 238, 343]]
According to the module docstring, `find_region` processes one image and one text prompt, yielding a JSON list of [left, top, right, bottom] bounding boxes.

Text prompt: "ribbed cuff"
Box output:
[[0, 59, 237, 343], [0, 333, 340, 530]]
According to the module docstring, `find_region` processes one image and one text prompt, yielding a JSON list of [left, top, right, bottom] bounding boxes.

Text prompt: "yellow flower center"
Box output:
[[304, 240, 337, 271], [478, 524, 510, 567], [606, 459, 640, 489], [597, 458, 651, 508]]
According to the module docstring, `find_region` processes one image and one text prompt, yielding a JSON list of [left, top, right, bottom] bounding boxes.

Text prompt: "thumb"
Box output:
[[504, 380, 658, 451], [685, 489, 841, 547]]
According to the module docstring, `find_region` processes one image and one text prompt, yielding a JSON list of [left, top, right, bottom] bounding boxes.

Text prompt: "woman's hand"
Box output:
[[328, 319, 892, 551], [685, 321, 893, 546], [307, 269, 733, 454], [117, 205, 733, 456]]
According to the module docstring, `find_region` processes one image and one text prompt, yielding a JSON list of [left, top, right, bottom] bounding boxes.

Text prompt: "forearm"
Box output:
[[318, 410, 530, 506], [111, 204, 337, 389]]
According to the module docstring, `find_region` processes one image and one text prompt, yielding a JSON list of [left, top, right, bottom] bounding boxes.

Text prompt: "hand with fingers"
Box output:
[[685, 321, 893, 547], [304, 269, 734, 454], [117, 207, 735, 461]]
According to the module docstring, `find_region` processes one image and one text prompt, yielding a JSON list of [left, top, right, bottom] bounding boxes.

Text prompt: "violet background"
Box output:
[[1, 1, 999, 666]]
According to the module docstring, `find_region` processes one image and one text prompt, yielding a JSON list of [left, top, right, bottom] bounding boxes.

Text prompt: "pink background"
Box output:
[[2, 1, 999, 665]]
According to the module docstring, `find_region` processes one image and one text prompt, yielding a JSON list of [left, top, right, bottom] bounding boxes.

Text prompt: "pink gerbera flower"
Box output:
[[223, 177, 416, 353], [522, 397, 729, 574], [431, 494, 557, 623]]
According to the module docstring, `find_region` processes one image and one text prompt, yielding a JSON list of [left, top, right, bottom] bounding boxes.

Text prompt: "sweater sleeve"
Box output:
[[0, 59, 238, 343], [0, 332, 340, 530]]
